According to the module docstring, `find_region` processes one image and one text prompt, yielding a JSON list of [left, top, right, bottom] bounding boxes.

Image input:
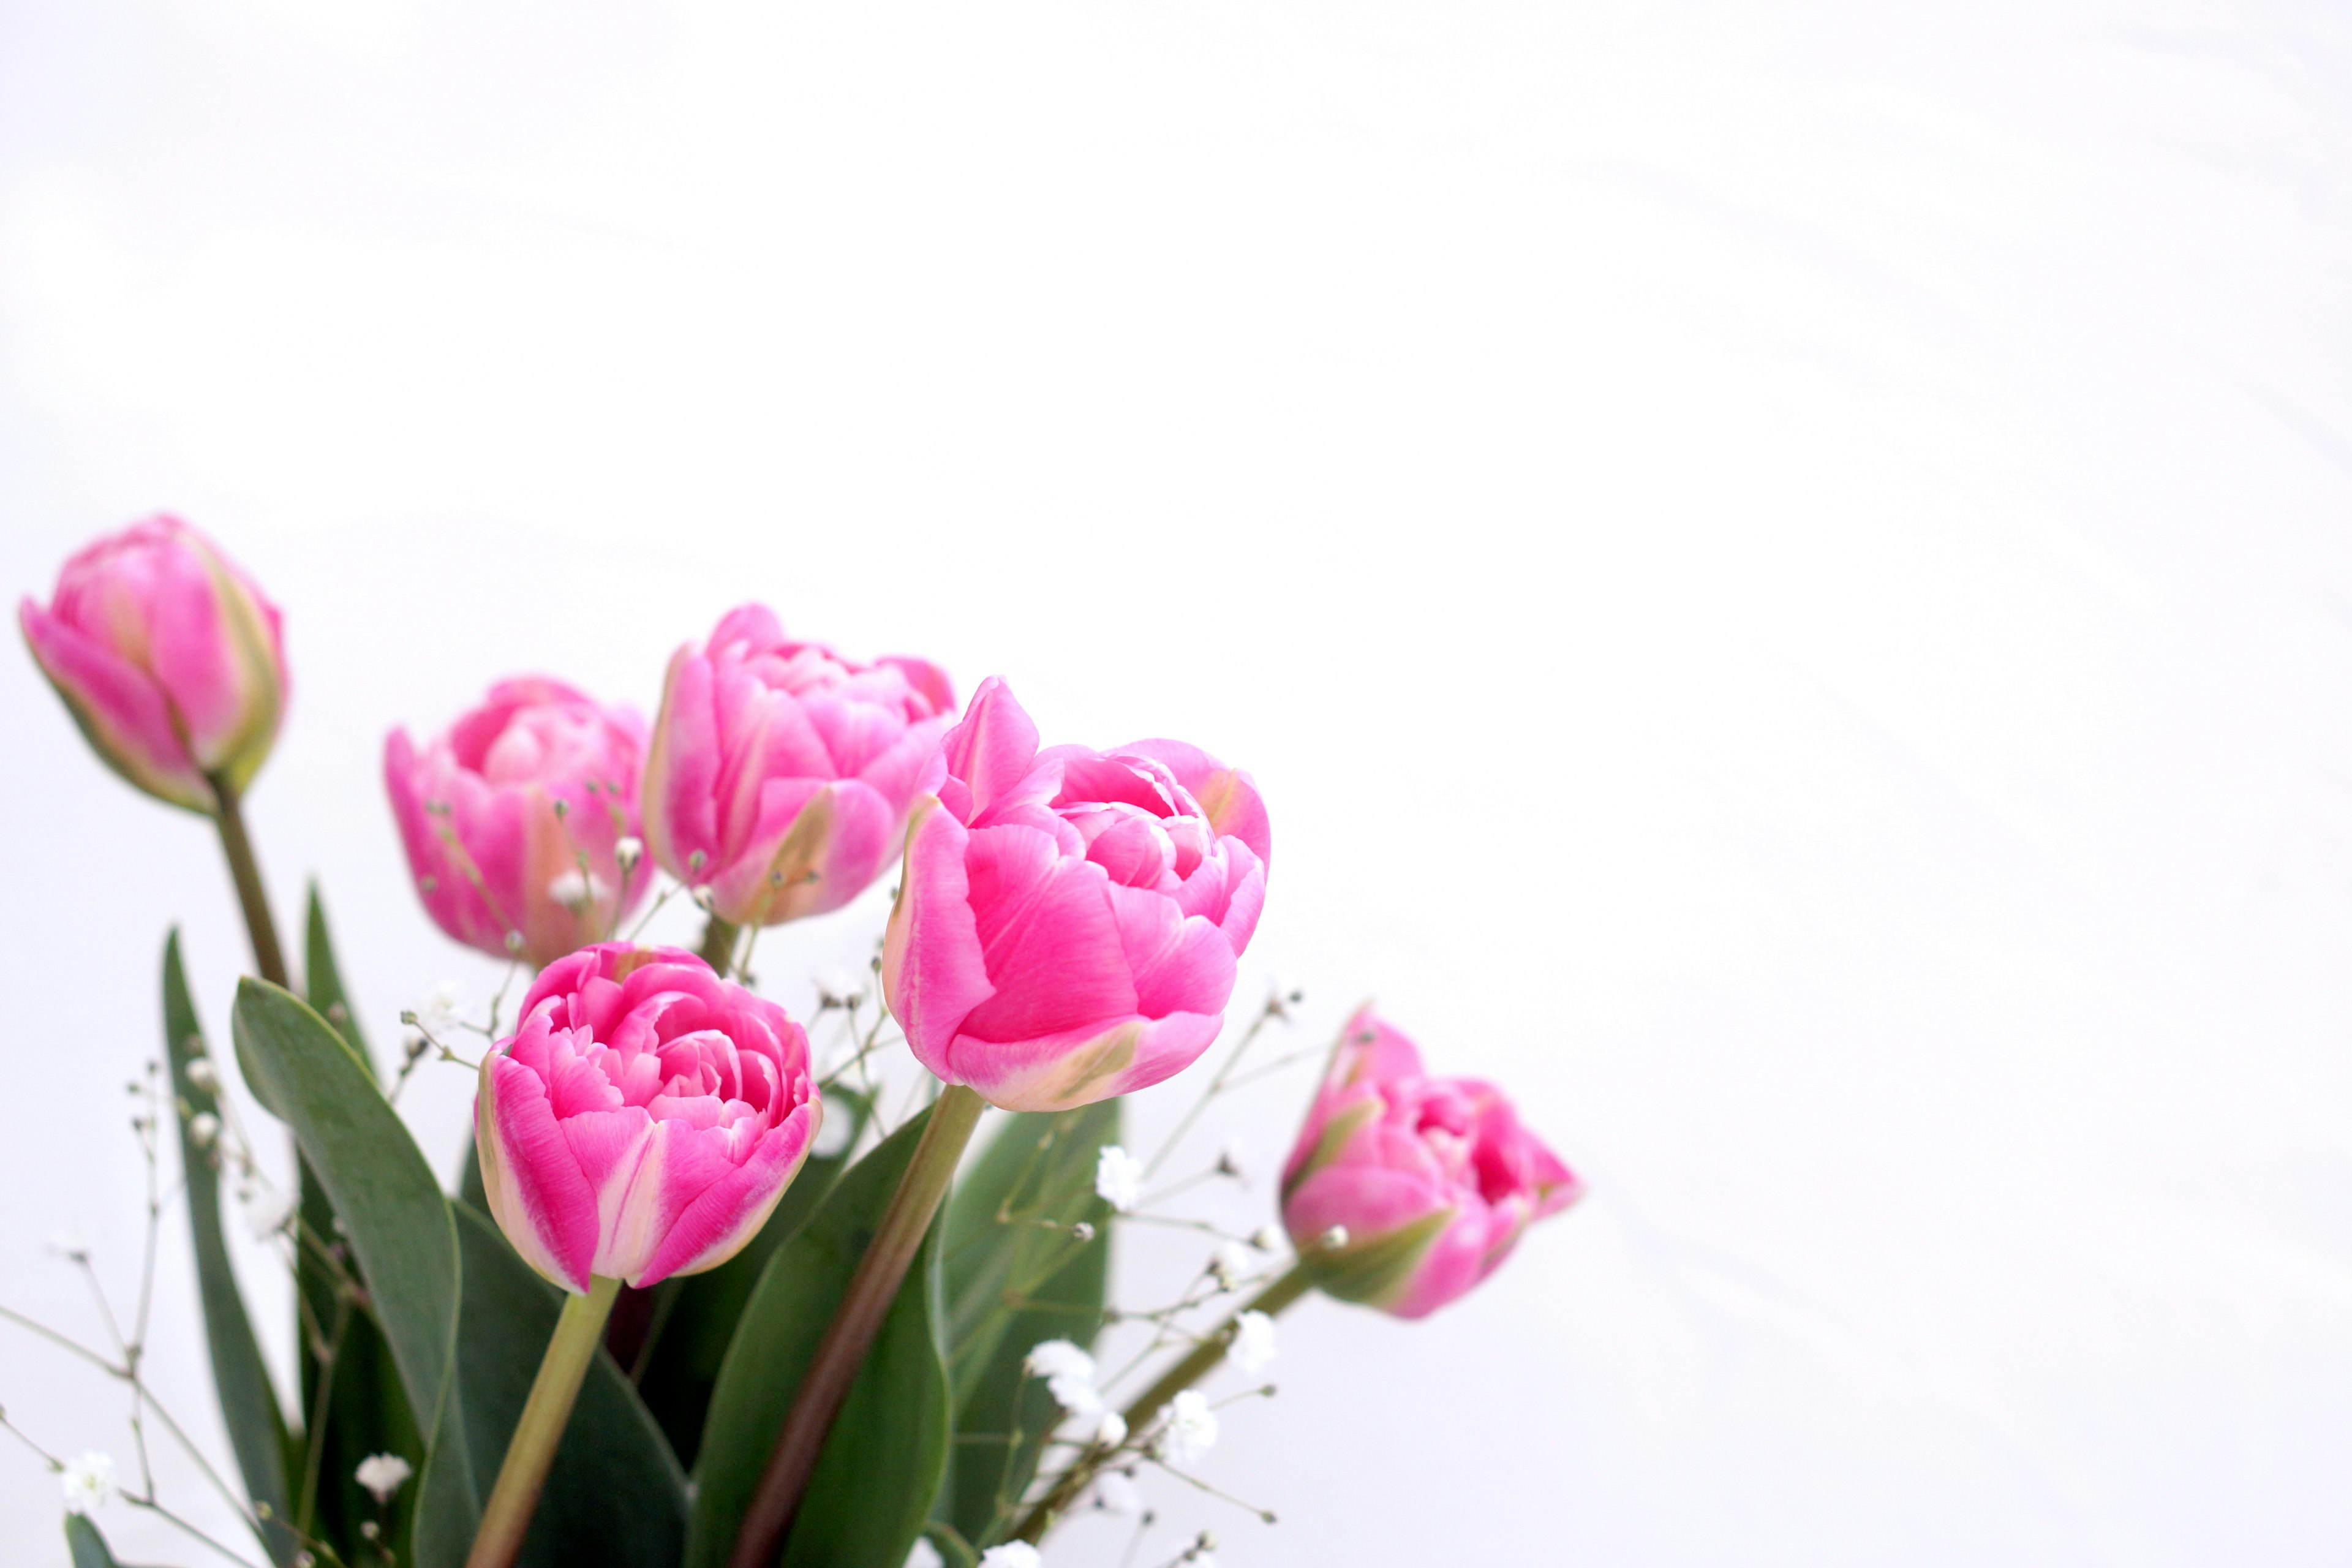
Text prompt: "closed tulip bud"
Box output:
[[19, 516, 288, 813], [385, 678, 652, 969], [475, 943, 820, 1291], [1280, 1008, 1580, 1319], [641, 604, 954, 927], [882, 677, 1271, 1112]]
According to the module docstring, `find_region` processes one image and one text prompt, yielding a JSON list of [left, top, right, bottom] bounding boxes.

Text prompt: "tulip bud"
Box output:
[[474, 943, 820, 1291], [1279, 1007, 1580, 1319], [19, 516, 288, 813], [880, 678, 1272, 1112], [385, 677, 652, 969], [641, 604, 954, 928]]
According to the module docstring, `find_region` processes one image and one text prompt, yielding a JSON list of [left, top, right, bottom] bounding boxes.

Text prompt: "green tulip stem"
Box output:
[[1009, 1259, 1317, 1546], [465, 1274, 624, 1568], [696, 912, 741, 976], [208, 775, 288, 988], [728, 1082, 989, 1568]]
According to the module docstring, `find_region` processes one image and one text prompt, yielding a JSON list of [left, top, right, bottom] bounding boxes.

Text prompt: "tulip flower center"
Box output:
[[1053, 755, 1215, 890]]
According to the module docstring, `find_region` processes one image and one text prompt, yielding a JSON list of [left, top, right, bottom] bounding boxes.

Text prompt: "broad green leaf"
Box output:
[[635, 1088, 871, 1468], [785, 1210, 948, 1568], [303, 883, 377, 1074], [687, 1107, 951, 1568], [162, 932, 292, 1562], [939, 1103, 1119, 1544], [296, 886, 417, 1558], [232, 979, 480, 1568], [64, 1514, 120, 1568], [451, 1202, 688, 1567]]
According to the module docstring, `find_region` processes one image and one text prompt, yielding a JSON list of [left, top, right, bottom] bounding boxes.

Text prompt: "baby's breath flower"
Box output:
[[355, 1452, 412, 1505], [59, 1452, 116, 1513], [1231, 1310, 1277, 1374], [1159, 1389, 1217, 1464], [1094, 1145, 1144, 1212], [1024, 1339, 1102, 1415]]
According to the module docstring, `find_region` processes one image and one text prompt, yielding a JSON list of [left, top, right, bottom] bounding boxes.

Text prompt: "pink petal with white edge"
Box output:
[[634, 1103, 819, 1284], [480, 1052, 602, 1291]]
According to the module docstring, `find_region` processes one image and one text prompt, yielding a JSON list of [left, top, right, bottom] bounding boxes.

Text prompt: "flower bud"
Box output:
[[385, 678, 652, 969], [1279, 1008, 1580, 1319], [641, 605, 954, 928], [474, 943, 820, 1291], [881, 679, 1271, 1112], [20, 516, 288, 813]]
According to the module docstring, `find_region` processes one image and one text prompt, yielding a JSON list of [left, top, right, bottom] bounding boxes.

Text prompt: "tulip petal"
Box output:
[[942, 677, 1041, 818], [482, 1053, 602, 1291], [883, 801, 996, 1073], [20, 597, 213, 810]]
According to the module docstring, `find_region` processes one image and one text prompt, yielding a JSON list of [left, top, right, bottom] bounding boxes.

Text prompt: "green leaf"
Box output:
[[686, 1107, 952, 1568], [295, 886, 418, 1560], [232, 978, 479, 1568], [451, 1202, 688, 1567], [785, 1203, 948, 1568], [162, 932, 293, 1562], [302, 883, 378, 1074], [938, 1102, 1120, 1545], [64, 1513, 119, 1568], [634, 1088, 871, 1469]]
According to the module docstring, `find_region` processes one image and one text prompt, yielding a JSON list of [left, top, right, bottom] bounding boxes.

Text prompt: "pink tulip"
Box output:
[[474, 943, 820, 1291], [1280, 1007, 1580, 1319], [881, 677, 1271, 1112], [641, 605, 955, 927], [18, 516, 288, 813], [385, 678, 653, 969]]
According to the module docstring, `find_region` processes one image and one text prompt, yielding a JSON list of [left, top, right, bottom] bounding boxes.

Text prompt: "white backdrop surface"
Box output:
[[5, 0, 2352, 1563]]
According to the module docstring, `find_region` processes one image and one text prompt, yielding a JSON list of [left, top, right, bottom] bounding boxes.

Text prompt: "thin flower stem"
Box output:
[[296, 1295, 352, 1536], [727, 1084, 988, 1568], [130, 1495, 268, 1568], [1144, 995, 1286, 1178], [1008, 1262, 1315, 1545], [465, 1276, 624, 1568], [209, 775, 289, 987]]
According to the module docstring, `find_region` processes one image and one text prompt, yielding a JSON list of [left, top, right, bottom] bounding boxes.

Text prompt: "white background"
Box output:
[[4, 0, 2351, 1562]]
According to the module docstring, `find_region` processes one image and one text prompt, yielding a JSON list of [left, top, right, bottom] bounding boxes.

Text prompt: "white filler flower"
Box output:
[[1231, 1310, 1278, 1374], [413, 981, 463, 1038], [979, 1545, 1043, 1568], [1094, 1145, 1144, 1211], [548, 868, 611, 911], [59, 1452, 115, 1513], [245, 1187, 298, 1242], [1023, 1339, 1103, 1415], [1093, 1471, 1143, 1515], [1159, 1389, 1218, 1464], [355, 1452, 413, 1505], [1093, 1410, 1128, 1449]]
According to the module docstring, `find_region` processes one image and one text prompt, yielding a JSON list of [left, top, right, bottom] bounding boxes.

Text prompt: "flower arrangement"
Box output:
[[10, 516, 1581, 1568]]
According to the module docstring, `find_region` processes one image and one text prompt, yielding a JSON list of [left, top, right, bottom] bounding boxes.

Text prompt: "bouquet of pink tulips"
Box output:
[[12, 517, 1582, 1568]]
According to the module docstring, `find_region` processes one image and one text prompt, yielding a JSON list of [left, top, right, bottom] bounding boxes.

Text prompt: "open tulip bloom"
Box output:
[[12, 517, 1585, 1568]]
